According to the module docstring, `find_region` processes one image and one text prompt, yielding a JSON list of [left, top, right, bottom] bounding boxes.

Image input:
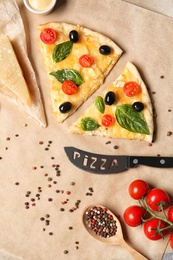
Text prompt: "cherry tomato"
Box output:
[[128, 179, 150, 200], [169, 233, 173, 249], [79, 54, 94, 68], [123, 81, 141, 97], [102, 114, 115, 127], [143, 218, 168, 240], [62, 80, 78, 95], [40, 28, 57, 44], [167, 206, 173, 223], [146, 188, 170, 211], [123, 205, 146, 227]]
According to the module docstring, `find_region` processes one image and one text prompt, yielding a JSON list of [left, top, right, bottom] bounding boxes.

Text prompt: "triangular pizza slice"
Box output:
[[38, 22, 123, 122], [70, 62, 154, 143]]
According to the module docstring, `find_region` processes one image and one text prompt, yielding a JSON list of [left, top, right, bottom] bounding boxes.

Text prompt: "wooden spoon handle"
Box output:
[[118, 238, 147, 260]]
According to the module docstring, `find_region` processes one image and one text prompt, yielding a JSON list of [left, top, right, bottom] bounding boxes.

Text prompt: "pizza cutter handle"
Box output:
[[129, 156, 173, 168]]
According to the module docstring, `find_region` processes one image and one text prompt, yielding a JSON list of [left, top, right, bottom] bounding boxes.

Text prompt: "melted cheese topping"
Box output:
[[38, 22, 123, 122], [70, 62, 153, 142]]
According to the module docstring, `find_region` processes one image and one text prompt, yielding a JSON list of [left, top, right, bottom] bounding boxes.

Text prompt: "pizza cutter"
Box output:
[[64, 146, 173, 174]]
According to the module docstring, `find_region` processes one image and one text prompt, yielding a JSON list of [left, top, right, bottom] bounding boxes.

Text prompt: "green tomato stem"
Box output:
[[139, 197, 173, 231]]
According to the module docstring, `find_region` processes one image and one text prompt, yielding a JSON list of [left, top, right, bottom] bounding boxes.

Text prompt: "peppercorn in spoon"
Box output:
[[82, 205, 147, 260]]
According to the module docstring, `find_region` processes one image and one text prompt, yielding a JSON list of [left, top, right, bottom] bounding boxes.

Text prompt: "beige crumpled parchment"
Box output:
[[0, 0, 47, 127]]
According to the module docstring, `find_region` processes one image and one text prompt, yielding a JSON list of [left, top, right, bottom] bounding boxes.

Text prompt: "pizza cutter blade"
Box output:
[[64, 146, 173, 174]]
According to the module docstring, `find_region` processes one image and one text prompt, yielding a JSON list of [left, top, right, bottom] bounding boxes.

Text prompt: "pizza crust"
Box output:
[[70, 62, 154, 143], [38, 22, 123, 122]]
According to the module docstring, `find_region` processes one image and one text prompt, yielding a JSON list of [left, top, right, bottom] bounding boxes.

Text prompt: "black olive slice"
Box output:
[[99, 45, 111, 55], [69, 30, 79, 43], [132, 102, 144, 112], [59, 102, 72, 113], [105, 91, 116, 105]]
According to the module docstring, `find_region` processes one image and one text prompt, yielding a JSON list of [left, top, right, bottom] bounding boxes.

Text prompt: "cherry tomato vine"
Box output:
[[124, 179, 173, 247]]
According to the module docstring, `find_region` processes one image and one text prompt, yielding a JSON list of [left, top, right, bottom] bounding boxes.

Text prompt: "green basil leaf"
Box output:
[[95, 96, 105, 113], [52, 41, 73, 62], [80, 117, 100, 131], [50, 69, 84, 86], [115, 104, 150, 135]]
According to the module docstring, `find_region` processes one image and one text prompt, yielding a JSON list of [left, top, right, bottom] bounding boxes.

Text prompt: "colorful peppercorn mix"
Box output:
[[85, 206, 117, 238]]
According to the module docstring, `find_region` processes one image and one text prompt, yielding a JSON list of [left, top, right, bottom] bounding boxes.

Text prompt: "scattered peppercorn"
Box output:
[[167, 131, 172, 136]]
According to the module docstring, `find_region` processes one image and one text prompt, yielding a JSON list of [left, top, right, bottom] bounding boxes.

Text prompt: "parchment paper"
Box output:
[[0, 0, 173, 259], [0, 0, 47, 128]]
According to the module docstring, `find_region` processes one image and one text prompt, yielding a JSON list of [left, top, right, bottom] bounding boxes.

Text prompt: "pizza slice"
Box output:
[[70, 62, 154, 143], [38, 22, 123, 123]]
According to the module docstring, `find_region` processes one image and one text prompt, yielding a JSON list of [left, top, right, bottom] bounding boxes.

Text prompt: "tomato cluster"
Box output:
[[123, 179, 173, 247]]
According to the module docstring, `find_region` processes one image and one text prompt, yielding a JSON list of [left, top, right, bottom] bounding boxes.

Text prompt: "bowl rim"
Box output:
[[23, 0, 57, 14]]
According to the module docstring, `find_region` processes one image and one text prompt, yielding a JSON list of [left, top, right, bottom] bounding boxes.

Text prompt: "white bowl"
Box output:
[[23, 0, 57, 15]]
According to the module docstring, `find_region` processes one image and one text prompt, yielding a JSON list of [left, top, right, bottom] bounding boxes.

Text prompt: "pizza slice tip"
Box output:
[[69, 62, 154, 143]]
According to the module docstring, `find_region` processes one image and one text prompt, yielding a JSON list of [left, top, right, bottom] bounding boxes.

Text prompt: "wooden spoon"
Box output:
[[82, 205, 147, 260]]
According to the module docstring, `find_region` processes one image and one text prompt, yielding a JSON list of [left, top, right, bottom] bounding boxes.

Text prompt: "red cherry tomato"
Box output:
[[123, 205, 146, 227], [169, 233, 173, 249], [123, 81, 141, 97], [62, 80, 78, 95], [102, 114, 115, 127], [167, 206, 173, 223], [40, 28, 57, 44], [128, 179, 150, 200], [143, 218, 168, 240], [146, 188, 170, 211], [79, 54, 94, 68]]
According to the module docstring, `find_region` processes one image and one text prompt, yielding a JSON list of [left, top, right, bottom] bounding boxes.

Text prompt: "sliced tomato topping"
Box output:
[[79, 54, 94, 68], [102, 114, 115, 127], [40, 28, 57, 44], [123, 81, 141, 97], [62, 80, 78, 95]]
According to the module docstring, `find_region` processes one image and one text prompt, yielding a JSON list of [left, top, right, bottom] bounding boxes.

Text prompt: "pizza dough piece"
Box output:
[[38, 22, 123, 122], [70, 62, 154, 143]]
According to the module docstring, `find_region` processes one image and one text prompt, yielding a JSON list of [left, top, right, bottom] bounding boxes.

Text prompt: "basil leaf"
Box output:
[[52, 41, 73, 62], [80, 117, 100, 131], [95, 96, 105, 113], [115, 104, 150, 135], [50, 69, 84, 86]]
